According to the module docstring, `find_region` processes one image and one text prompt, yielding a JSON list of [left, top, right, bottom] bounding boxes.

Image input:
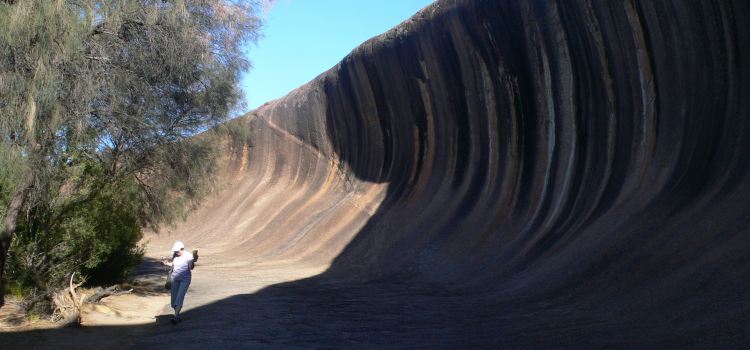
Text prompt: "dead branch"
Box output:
[[51, 272, 85, 325], [88, 285, 132, 303]]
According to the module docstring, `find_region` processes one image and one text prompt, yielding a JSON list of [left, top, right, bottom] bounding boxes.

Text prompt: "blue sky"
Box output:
[[239, 0, 436, 113]]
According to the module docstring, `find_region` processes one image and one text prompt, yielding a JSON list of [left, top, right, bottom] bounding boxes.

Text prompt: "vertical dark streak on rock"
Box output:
[[239, 0, 750, 346]]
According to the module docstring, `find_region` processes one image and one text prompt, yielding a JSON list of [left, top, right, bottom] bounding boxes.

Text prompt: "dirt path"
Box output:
[[0, 243, 334, 349], [0, 254, 168, 348], [1, 242, 520, 349], [4, 232, 740, 349], [0, 246, 621, 349]]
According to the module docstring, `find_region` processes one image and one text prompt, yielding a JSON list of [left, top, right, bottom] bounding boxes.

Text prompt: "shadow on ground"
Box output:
[[3, 273, 747, 350], [127, 257, 173, 297]]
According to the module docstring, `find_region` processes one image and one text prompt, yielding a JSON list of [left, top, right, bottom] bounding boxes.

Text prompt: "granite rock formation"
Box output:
[[165, 0, 750, 347]]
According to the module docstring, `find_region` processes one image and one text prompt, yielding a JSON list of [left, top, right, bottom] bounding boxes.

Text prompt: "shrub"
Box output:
[[6, 159, 144, 298]]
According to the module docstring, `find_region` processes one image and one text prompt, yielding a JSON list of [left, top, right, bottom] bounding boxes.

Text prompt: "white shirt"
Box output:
[[171, 252, 194, 281]]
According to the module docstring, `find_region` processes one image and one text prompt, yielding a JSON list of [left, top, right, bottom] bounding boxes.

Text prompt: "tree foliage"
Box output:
[[0, 0, 261, 306]]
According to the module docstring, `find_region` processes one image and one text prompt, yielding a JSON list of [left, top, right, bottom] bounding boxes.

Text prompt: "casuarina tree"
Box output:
[[0, 0, 262, 306]]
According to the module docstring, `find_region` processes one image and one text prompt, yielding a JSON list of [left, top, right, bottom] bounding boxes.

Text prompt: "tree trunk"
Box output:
[[0, 171, 34, 307]]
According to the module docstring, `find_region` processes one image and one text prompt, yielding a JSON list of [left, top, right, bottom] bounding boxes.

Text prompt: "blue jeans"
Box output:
[[171, 278, 191, 308]]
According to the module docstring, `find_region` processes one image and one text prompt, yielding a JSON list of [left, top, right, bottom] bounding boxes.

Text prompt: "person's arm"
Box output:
[[161, 256, 173, 267]]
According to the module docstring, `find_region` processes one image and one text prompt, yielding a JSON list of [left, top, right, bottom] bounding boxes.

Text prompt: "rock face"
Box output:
[[176, 0, 750, 346]]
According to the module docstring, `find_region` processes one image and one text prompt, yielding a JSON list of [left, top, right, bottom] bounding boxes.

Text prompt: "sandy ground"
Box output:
[[0, 243, 336, 349], [0, 245, 661, 349], [1, 240, 527, 349]]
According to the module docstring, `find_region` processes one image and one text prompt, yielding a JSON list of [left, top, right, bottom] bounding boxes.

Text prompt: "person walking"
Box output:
[[163, 240, 196, 324]]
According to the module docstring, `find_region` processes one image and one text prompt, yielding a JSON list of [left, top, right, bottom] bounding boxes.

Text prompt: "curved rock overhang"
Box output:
[[168, 0, 750, 345]]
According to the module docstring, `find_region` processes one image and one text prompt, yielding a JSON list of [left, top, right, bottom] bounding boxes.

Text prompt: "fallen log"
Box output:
[[87, 285, 132, 303]]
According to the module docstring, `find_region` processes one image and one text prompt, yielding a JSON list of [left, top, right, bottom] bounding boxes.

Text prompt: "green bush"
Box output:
[[54, 178, 145, 286], [6, 159, 144, 296], [223, 118, 254, 152]]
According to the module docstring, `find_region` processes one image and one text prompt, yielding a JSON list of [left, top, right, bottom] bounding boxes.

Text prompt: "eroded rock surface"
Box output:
[[144, 0, 750, 347]]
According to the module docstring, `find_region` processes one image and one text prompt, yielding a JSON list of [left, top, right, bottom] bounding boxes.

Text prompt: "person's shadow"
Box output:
[[153, 314, 174, 327]]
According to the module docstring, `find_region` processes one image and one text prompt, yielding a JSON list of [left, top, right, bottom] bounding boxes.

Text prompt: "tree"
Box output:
[[0, 0, 261, 306]]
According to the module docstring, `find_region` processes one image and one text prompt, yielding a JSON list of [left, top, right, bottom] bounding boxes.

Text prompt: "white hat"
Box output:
[[171, 241, 185, 252]]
